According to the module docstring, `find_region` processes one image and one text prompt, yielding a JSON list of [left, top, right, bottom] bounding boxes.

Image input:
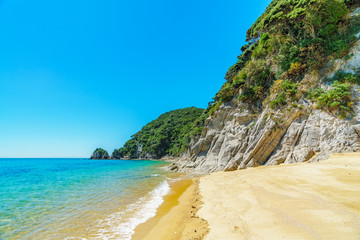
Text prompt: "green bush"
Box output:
[[270, 93, 287, 108], [246, 59, 273, 87], [269, 79, 298, 109], [330, 71, 360, 84], [277, 43, 300, 74], [232, 70, 247, 87], [214, 82, 234, 103], [307, 87, 325, 100], [208, 100, 222, 115], [328, 39, 349, 58], [239, 86, 257, 102], [307, 81, 352, 117], [252, 33, 271, 58], [317, 81, 351, 110], [281, 79, 298, 99]]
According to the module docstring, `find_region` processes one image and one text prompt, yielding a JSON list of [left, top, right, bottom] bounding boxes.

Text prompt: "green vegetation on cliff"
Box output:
[[117, 107, 205, 159], [307, 71, 359, 117], [214, 0, 359, 116]]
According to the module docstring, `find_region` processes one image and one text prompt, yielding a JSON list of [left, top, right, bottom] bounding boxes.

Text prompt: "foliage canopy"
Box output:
[[117, 107, 205, 159]]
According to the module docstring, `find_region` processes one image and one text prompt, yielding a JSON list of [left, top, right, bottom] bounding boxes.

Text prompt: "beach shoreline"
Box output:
[[131, 177, 208, 240], [132, 152, 360, 240]]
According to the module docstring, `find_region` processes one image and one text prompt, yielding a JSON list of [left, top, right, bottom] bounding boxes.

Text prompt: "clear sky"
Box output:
[[0, 0, 272, 158]]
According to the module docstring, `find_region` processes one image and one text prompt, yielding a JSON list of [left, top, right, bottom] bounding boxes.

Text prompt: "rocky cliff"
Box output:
[[169, 2, 360, 173], [171, 93, 360, 173]]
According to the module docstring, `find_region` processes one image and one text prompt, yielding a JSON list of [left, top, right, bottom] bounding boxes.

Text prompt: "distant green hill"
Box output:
[[111, 107, 206, 159]]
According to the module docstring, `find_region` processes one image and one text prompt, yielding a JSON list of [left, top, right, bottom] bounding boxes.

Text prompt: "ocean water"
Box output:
[[0, 158, 176, 240]]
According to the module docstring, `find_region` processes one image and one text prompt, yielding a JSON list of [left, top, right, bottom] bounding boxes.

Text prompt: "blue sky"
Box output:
[[0, 0, 271, 157]]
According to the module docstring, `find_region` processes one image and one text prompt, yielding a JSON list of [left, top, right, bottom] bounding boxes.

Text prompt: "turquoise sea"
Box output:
[[0, 158, 176, 240]]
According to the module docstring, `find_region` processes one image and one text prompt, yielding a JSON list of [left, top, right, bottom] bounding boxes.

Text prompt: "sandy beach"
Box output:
[[133, 153, 360, 240], [132, 178, 208, 240]]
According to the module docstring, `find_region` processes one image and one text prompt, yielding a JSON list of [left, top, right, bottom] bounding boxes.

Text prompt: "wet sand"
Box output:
[[132, 178, 208, 240]]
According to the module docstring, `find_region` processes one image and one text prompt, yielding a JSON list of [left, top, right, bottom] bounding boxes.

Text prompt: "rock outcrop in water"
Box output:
[[90, 148, 110, 160]]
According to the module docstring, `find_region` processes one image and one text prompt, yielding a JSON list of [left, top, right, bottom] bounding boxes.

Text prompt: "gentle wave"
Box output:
[[95, 180, 170, 240], [0, 159, 170, 240]]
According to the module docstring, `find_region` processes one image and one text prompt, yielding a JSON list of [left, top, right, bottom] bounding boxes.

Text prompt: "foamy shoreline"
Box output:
[[131, 178, 208, 240], [132, 153, 360, 240], [97, 180, 170, 240]]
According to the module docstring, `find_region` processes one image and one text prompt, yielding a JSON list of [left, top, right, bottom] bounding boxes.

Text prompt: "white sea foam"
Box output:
[[95, 180, 170, 240]]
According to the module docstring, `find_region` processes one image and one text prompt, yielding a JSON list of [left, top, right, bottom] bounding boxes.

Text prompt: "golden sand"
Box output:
[[132, 153, 360, 240], [132, 178, 208, 240], [198, 153, 360, 240]]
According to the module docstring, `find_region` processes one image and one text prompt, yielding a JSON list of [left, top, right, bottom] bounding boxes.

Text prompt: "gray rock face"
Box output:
[[170, 102, 360, 173], [169, 41, 360, 174]]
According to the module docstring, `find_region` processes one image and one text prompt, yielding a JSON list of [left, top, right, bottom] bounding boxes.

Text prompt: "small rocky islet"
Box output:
[[90, 148, 110, 160]]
